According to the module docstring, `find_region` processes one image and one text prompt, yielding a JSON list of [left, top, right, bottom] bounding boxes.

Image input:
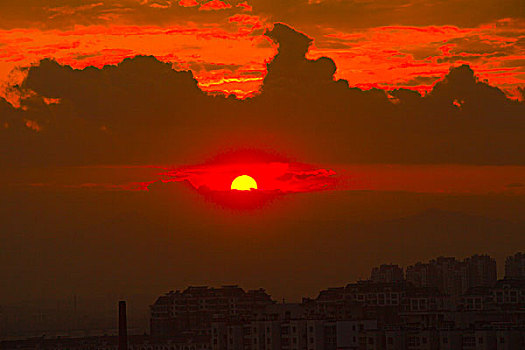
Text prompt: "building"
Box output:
[[407, 254, 497, 298], [492, 279, 525, 307], [211, 312, 378, 350], [458, 286, 495, 311], [405, 262, 439, 291], [465, 254, 497, 288], [150, 286, 274, 339], [505, 252, 525, 280], [211, 303, 307, 350], [406, 257, 468, 297], [370, 264, 404, 284], [400, 286, 454, 329], [5, 253, 525, 350]]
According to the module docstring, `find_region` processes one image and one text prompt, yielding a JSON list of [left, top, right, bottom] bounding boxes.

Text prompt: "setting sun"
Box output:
[[231, 175, 258, 191]]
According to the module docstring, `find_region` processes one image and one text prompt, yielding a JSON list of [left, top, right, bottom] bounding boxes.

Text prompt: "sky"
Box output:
[[0, 0, 524, 100], [1, 0, 525, 336]]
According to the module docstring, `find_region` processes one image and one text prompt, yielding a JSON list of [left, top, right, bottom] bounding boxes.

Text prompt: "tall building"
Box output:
[[465, 254, 497, 288], [406, 257, 468, 296], [406, 255, 497, 297], [405, 262, 439, 290], [370, 264, 404, 284], [434, 257, 469, 297], [505, 252, 525, 280]]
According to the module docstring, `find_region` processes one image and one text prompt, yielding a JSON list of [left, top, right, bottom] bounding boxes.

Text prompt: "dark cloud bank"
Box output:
[[1, 23, 524, 167]]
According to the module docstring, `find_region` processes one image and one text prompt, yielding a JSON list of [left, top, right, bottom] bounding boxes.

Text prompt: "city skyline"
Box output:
[[2, 251, 524, 348], [1, 251, 523, 340]]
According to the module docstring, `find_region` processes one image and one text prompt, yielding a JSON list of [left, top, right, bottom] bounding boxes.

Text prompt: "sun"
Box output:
[[231, 175, 258, 191]]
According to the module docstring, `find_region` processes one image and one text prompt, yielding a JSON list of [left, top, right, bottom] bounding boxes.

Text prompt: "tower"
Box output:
[[118, 301, 128, 350]]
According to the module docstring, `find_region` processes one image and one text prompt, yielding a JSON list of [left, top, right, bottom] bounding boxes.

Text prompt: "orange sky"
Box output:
[[0, 0, 524, 102]]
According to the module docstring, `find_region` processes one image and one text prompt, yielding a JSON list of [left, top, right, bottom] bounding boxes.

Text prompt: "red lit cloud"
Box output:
[[0, 17, 523, 100], [228, 14, 262, 28], [309, 19, 525, 98], [178, 0, 199, 7], [151, 150, 339, 209], [0, 22, 273, 103], [199, 0, 232, 11], [15, 164, 525, 197], [161, 161, 338, 193], [236, 2, 252, 12]]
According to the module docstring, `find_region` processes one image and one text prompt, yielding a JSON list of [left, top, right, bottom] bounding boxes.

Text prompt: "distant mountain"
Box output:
[[347, 208, 524, 263], [386, 207, 517, 226]]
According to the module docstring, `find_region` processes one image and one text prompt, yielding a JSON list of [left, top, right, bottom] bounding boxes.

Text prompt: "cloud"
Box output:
[[304, 19, 525, 97], [1, 23, 524, 168], [153, 150, 340, 209], [0, 18, 523, 98], [199, 0, 232, 11], [161, 159, 339, 194], [179, 0, 199, 7], [236, 1, 252, 12], [0, 22, 273, 101]]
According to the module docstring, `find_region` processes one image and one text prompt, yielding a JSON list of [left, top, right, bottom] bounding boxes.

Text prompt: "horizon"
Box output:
[[1, 250, 522, 341]]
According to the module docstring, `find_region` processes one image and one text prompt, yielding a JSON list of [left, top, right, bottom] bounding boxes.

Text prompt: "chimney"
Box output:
[[118, 301, 128, 350]]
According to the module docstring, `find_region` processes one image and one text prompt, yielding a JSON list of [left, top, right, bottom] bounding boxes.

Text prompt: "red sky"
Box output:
[[5, 163, 524, 199], [0, 0, 524, 103], [1, 0, 524, 314]]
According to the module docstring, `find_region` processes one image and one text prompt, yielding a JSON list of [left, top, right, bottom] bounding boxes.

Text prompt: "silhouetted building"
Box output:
[[407, 254, 497, 297], [370, 264, 404, 284], [5, 253, 525, 350], [492, 278, 525, 307], [405, 262, 439, 291], [435, 257, 469, 297], [302, 281, 409, 326], [150, 285, 274, 339], [209, 276, 525, 350], [211, 311, 378, 350], [458, 286, 494, 311], [406, 257, 468, 297], [465, 254, 497, 288], [505, 252, 525, 280]]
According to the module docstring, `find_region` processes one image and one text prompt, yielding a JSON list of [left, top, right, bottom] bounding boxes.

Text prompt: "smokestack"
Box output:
[[118, 301, 128, 350]]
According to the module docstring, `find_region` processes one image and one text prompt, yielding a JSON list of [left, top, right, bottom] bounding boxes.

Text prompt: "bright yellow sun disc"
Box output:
[[231, 175, 258, 191]]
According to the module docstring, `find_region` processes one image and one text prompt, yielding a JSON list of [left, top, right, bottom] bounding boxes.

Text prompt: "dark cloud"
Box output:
[[1, 23, 524, 167], [262, 23, 342, 96], [399, 75, 440, 87], [189, 61, 242, 72]]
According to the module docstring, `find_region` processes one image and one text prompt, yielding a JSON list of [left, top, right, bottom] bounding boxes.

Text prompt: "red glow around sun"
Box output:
[[159, 149, 339, 209]]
